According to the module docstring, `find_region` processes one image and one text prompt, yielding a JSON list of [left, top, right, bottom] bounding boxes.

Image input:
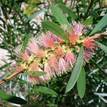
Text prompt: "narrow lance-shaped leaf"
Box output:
[[0, 90, 27, 104], [51, 4, 69, 26], [96, 41, 107, 54], [33, 86, 58, 97], [77, 67, 86, 98], [58, 3, 77, 20], [42, 21, 68, 40], [21, 33, 30, 52], [83, 16, 93, 25], [65, 47, 84, 93], [90, 13, 107, 35]]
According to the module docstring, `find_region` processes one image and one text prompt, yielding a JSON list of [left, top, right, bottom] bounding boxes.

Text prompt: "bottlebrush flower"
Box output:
[[28, 40, 39, 53], [38, 32, 58, 48], [27, 40, 45, 58], [69, 22, 84, 45], [65, 51, 76, 67], [15, 65, 24, 73], [48, 56, 59, 74], [40, 34, 55, 48], [58, 57, 68, 75], [69, 32, 79, 45], [44, 63, 53, 80], [83, 37, 96, 62], [72, 22, 84, 36], [12, 20, 98, 85], [83, 37, 96, 50], [84, 49, 94, 62], [48, 32, 64, 43], [29, 62, 40, 71], [55, 46, 64, 57], [21, 50, 30, 61], [15, 31, 77, 84]]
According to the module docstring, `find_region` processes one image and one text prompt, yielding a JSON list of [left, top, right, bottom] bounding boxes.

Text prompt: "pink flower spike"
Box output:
[[83, 37, 96, 50], [44, 63, 52, 80], [29, 62, 40, 71], [28, 40, 39, 54], [48, 32, 64, 43], [65, 51, 76, 66], [35, 49, 45, 58], [40, 33, 55, 48], [21, 50, 30, 61], [39, 32, 64, 48], [58, 58, 68, 75], [55, 46, 64, 57], [48, 56, 59, 73], [28, 40, 45, 58], [84, 49, 94, 62], [69, 32, 79, 45], [72, 22, 84, 36], [15, 66, 24, 72]]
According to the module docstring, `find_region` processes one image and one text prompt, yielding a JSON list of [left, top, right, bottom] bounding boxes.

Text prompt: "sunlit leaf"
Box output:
[[96, 42, 107, 54], [77, 67, 86, 98], [58, 3, 77, 20], [33, 86, 58, 97], [83, 16, 93, 25], [90, 14, 107, 35], [51, 4, 69, 25], [65, 47, 84, 93], [42, 21, 68, 40], [21, 33, 30, 52]]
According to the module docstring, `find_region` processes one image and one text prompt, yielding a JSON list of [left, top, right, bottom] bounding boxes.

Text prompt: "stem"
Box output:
[[0, 69, 24, 85], [90, 32, 107, 40]]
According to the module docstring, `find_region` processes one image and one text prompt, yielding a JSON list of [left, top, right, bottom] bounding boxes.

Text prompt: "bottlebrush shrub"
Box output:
[[0, 21, 101, 85], [0, 3, 107, 101], [0, 18, 107, 98]]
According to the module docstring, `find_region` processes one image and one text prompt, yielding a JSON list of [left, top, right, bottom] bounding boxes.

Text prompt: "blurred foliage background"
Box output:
[[0, 0, 107, 107]]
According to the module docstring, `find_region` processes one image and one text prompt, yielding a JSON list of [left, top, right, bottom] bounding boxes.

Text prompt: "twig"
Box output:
[[90, 32, 107, 39], [0, 69, 24, 85]]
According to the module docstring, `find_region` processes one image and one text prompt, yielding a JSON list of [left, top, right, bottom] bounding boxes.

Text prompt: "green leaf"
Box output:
[[42, 21, 68, 40], [27, 71, 46, 77], [90, 14, 107, 35], [51, 4, 69, 26], [65, 47, 84, 93], [33, 86, 58, 97], [21, 33, 30, 52], [83, 16, 93, 25], [77, 67, 86, 98], [0, 90, 27, 104], [58, 3, 77, 20], [96, 42, 107, 54]]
